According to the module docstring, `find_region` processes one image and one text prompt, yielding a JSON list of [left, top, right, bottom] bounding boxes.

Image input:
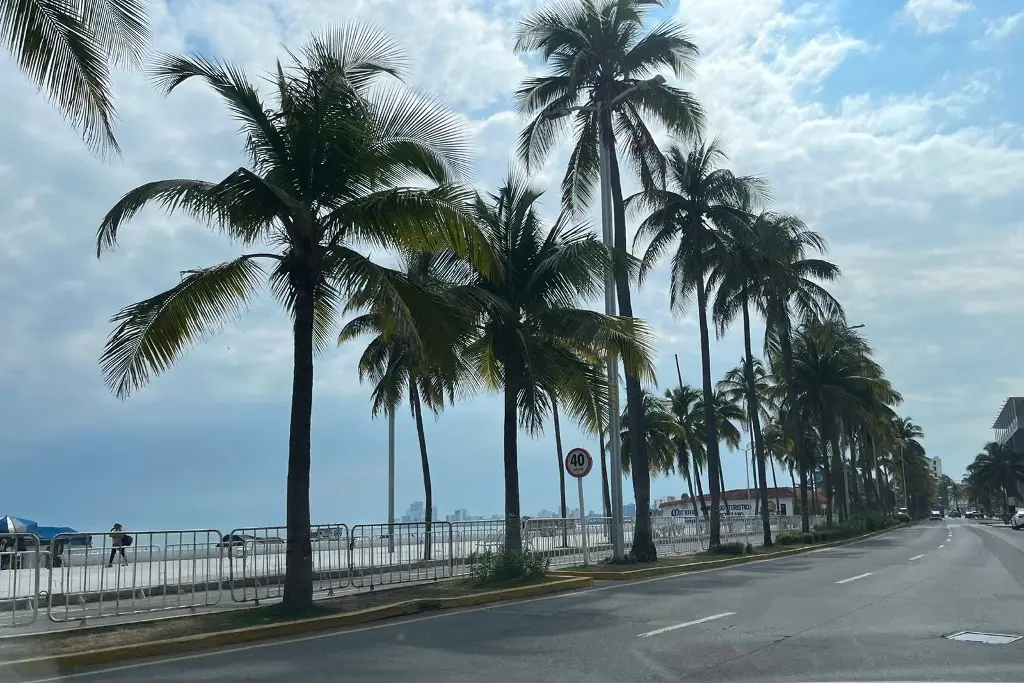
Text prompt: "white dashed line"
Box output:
[[939, 544, 945, 549], [637, 612, 736, 638], [909, 554, 924, 561], [835, 572, 873, 584]]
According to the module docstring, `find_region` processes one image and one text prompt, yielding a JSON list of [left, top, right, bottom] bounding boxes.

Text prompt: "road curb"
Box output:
[[0, 576, 594, 676], [561, 524, 909, 581]]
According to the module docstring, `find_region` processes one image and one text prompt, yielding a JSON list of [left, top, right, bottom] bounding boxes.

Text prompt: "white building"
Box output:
[[658, 487, 825, 518], [928, 456, 942, 481]]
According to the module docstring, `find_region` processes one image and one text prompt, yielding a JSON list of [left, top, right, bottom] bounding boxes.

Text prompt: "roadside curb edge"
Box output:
[[0, 576, 594, 676], [561, 524, 910, 581]]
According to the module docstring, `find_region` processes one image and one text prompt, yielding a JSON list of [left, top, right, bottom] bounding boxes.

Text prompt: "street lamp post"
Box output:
[[542, 75, 665, 559]]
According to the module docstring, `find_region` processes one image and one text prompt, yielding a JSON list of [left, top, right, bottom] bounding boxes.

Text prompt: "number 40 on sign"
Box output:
[[564, 447, 593, 565]]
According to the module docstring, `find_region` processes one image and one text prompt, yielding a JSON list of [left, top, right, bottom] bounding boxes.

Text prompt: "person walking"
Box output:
[[107, 523, 131, 567]]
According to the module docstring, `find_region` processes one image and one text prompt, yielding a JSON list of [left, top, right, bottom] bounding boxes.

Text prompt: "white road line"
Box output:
[[835, 572, 873, 584], [939, 544, 945, 548], [909, 554, 924, 561], [637, 612, 736, 638]]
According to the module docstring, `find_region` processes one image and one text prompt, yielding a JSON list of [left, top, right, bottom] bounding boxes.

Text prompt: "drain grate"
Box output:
[[945, 631, 1024, 645]]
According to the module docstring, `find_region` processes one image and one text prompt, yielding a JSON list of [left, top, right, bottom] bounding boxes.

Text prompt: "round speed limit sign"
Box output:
[[564, 447, 593, 478]]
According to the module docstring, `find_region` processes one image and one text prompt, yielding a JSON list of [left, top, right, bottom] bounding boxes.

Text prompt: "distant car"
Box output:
[[929, 509, 942, 521], [1010, 510, 1024, 530], [964, 510, 976, 519], [949, 510, 961, 518], [217, 534, 255, 548]]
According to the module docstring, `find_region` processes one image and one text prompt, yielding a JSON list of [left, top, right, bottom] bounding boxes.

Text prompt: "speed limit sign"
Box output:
[[565, 447, 593, 478]]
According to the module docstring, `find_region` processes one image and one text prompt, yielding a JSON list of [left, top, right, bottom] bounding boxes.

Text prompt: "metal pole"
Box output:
[[598, 100, 625, 560], [388, 409, 396, 554], [578, 477, 590, 566]]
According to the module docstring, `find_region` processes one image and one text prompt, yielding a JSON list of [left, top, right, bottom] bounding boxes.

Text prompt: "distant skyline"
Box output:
[[2, 0, 1022, 533]]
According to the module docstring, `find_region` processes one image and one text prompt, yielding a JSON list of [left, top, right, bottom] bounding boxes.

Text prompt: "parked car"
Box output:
[[929, 509, 942, 521], [896, 508, 911, 522], [217, 534, 256, 548], [964, 510, 976, 519], [1010, 510, 1024, 530], [949, 509, 961, 518]]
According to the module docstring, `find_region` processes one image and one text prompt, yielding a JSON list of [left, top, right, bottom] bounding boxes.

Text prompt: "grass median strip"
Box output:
[[0, 576, 592, 674]]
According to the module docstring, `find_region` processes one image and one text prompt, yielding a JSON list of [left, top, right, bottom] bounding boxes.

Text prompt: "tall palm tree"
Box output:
[[4, 0, 149, 155], [339, 252, 472, 561], [94, 28, 476, 609], [967, 441, 1024, 519], [513, 0, 705, 561], [666, 383, 709, 518], [462, 170, 656, 552], [551, 396, 569, 544], [757, 217, 843, 531], [620, 389, 679, 477], [633, 137, 765, 546], [712, 212, 803, 544]]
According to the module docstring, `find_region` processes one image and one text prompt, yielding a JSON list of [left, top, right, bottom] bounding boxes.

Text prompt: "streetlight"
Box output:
[[848, 323, 865, 330], [542, 74, 666, 560]]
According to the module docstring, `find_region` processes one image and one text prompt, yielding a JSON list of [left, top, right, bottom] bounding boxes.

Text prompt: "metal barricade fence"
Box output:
[[46, 530, 223, 623], [651, 516, 707, 556], [349, 522, 450, 589], [228, 523, 350, 604], [449, 520, 505, 577], [1, 533, 42, 628]]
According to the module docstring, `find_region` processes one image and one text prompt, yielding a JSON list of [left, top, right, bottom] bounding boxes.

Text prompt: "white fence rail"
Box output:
[[0, 515, 820, 629]]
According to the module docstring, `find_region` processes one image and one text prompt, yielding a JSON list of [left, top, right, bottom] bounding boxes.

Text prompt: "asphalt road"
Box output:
[[16, 519, 1024, 683]]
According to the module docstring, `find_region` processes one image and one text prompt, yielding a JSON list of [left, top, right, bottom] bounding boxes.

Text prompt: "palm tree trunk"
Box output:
[[741, 293, 771, 546], [605, 116, 654, 561], [685, 468, 700, 519], [694, 463, 709, 518], [552, 397, 568, 548], [778, 314, 809, 532], [503, 375, 522, 553], [599, 428, 611, 518], [695, 275, 722, 547], [284, 283, 315, 610], [410, 384, 433, 561], [823, 437, 834, 527]]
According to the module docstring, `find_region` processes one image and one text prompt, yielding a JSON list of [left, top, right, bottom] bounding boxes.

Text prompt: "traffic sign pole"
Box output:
[[565, 448, 594, 566], [577, 477, 589, 566]]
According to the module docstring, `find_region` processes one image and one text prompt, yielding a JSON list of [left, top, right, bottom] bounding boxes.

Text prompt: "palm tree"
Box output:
[[712, 212, 804, 544], [339, 252, 472, 561], [757, 217, 843, 531], [633, 137, 765, 546], [513, 0, 705, 561], [462, 170, 656, 553], [967, 441, 1024, 519], [4, 0, 149, 155], [551, 396, 570, 545], [620, 389, 679, 477], [94, 28, 476, 609], [666, 383, 709, 518]]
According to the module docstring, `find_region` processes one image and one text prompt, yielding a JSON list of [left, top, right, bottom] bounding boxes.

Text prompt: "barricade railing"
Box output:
[[349, 522, 451, 589], [228, 523, 349, 604], [651, 516, 707, 556], [450, 520, 504, 577], [46, 529, 223, 623], [0, 533, 41, 628]]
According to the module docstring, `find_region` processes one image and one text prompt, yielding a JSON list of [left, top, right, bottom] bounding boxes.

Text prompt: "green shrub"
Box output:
[[467, 549, 549, 586], [707, 541, 746, 555], [776, 531, 812, 545]]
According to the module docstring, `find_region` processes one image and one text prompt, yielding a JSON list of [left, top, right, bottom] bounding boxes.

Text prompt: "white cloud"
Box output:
[[2, 0, 1023, 515], [982, 11, 1024, 42], [903, 0, 972, 35]]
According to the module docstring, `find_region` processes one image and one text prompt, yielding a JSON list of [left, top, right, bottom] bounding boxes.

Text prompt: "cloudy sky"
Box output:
[[2, 0, 1022, 533]]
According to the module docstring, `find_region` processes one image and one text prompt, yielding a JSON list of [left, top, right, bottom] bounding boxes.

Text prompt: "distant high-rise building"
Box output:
[[928, 456, 943, 481], [622, 503, 637, 518]]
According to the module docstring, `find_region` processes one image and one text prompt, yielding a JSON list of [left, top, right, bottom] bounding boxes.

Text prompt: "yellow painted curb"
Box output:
[[0, 577, 594, 677], [562, 524, 909, 581]]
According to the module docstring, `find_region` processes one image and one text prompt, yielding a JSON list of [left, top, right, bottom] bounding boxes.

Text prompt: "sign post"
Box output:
[[565, 447, 594, 566]]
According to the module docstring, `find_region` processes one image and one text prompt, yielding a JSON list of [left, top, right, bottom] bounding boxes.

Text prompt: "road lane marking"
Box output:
[[835, 572, 873, 584], [939, 544, 945, 548], [909, 554, 924, 561], [637, 612, 736, 638]]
